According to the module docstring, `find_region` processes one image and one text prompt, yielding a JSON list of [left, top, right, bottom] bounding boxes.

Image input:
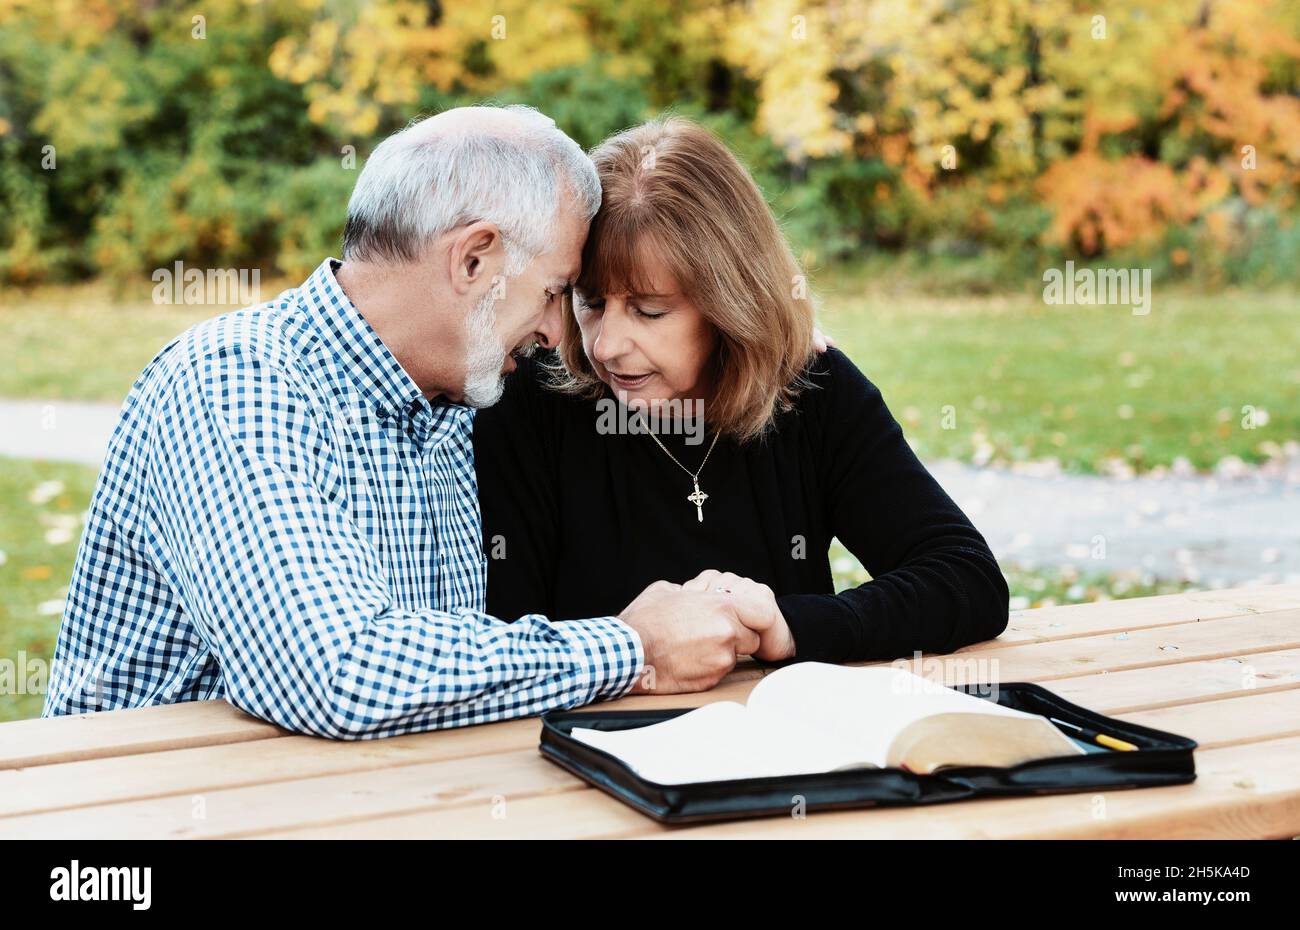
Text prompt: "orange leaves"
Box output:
[[1037, 153, 1195, 256], [1035, 0, 1300, 257]]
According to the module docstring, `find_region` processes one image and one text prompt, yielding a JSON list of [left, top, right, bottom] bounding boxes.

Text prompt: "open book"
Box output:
[[571, 663, 1086, 784]]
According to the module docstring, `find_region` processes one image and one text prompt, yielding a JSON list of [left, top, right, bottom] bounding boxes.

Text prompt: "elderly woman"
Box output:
[[472, 117, 1009, 665]]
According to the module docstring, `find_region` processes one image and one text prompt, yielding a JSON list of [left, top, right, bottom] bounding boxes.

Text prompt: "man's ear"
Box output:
[[447, 221, 504, 297]]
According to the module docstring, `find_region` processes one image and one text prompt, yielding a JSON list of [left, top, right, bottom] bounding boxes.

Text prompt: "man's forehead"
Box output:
[[539, 205, 587, 284], [543, 260, 580, 287], [544, 240, 582, 285]]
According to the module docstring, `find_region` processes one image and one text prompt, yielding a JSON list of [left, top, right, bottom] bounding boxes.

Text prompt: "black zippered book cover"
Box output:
[[538, 680, 1198, 824]]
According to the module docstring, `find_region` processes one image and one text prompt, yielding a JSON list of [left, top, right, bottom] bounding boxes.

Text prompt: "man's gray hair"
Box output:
[[342, 104, 600, 274]]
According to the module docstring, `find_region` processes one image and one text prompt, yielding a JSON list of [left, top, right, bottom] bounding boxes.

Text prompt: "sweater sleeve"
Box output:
[[776, 349, 1010, 663], [472, 355, 563, 622]]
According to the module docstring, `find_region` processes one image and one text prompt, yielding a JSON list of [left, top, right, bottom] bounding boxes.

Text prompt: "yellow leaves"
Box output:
[[266, 0, 600, 136], [270, 0, 457, 136], [443, 2, 592, 88], [759, 67, 844, 159], [722, 0, 847, 158], [267, 37, 298, 82]]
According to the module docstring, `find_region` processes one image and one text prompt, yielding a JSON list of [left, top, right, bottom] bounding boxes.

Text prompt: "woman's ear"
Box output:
[[448, 221, 504, 296]]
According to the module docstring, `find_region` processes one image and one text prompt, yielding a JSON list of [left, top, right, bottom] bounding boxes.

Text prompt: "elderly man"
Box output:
[[43, 105, 785, 738]]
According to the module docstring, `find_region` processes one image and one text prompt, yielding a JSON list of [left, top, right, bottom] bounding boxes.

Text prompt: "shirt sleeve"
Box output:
[[775, 349, 1010, 663], [142, 347, 644, 739]]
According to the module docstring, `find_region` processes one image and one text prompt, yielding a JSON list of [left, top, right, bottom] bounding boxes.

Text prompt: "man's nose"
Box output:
[[536, 297, 564, 350], [592, 299, 633, 363]]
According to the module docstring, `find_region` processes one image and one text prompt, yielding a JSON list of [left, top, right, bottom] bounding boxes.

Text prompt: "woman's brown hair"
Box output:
[[553, 117, 815, 443]]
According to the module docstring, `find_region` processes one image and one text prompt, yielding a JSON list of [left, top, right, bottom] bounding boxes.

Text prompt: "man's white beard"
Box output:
[[462, 290, 508, 408]]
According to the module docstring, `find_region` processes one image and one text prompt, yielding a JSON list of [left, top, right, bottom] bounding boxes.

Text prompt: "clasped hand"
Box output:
[[617, 569, 797, 694]]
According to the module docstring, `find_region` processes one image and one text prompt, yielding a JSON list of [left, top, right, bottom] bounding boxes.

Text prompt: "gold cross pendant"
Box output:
[[687, 481, 709, 523]]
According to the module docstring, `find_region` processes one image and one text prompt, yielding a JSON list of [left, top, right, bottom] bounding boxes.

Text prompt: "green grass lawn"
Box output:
[[0, 457, 101, 722], [816, 269, 1299, 474], [3, 271, 1296, 473], [0, 282, 242, 402]]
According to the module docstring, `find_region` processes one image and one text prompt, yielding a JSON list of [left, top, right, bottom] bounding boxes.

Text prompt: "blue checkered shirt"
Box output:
[[43, 258, 644, 738]]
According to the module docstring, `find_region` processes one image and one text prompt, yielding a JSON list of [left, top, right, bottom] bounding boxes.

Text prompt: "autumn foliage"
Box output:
[[1, 0, 1297, 284]]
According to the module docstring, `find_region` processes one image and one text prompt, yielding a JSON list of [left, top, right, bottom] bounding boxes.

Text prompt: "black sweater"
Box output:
[[471, 348, 1009, 664]]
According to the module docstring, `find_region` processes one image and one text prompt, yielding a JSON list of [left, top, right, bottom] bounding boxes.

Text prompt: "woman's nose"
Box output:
[[592, 300, 633, 363]]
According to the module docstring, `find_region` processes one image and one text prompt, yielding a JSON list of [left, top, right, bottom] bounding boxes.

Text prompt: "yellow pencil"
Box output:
[[1095, 732, 1139, 752], [1050, 717, 1139, 751]]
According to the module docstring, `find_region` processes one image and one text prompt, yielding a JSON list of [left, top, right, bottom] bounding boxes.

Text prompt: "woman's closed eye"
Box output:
[[632, 302, 667, 320], [577, 295, 667, 320]]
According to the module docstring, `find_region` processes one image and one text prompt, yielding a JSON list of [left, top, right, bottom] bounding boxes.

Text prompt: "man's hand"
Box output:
[[682, 570, 797, 663], [617, 580, 760, 694], [812, 327, 835, 354]]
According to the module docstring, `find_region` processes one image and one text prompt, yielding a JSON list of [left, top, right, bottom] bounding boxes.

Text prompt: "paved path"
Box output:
[[3, 398, 1297, 586], [0, 399, 122, 466], [924, 460, 1300, 588]]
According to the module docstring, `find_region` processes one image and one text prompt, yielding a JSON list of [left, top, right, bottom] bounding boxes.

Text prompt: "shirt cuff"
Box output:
[[554, 615, 645, 703]]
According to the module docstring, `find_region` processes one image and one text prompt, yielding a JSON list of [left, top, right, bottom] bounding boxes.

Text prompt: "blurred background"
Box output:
[[1, 0, 1298, 718]]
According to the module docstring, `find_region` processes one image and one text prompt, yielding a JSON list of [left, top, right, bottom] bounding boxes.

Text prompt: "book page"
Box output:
[[569, 663, 1056, 783], [569, 701, 857, 784], [745, 663, 1039, 767]]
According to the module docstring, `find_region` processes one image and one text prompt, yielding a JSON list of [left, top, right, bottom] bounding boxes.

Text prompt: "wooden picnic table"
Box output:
[[4, 583, 1300, 839]]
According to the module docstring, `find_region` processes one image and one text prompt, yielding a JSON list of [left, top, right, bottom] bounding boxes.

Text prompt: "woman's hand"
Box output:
[[812, 327, 836, 354], [682, 569, 797, 662]]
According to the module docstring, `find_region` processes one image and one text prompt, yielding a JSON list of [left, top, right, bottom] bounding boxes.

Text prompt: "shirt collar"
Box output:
[[297, 258, 478, 450]]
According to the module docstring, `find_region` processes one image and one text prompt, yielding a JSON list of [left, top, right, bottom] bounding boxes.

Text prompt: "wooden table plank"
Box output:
[[0, 663, 762, 774], [930, 609, 1300, 680], [0, 749, 586, 839], [7, 652, 1298, 820], [982, 593, 1267, 647], [4, 682, 1295, 840], [3, 584, 1297, 839], [5, 612, 1298, 823], [649, 735, 1300, 840], [1119, 688, 1300, 749], [259, 734, 1300, 840], [0, 676, 765, 819], [1043, 648, 1300, 713], [855, 611, 1300, 691], [0, 699, 284, 771], [1183, 584, 1300, 614], [969, 584, 1300, 649]]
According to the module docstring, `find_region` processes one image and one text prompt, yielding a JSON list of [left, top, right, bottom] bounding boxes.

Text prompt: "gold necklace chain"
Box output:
[[634, 411, 721, 523]]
